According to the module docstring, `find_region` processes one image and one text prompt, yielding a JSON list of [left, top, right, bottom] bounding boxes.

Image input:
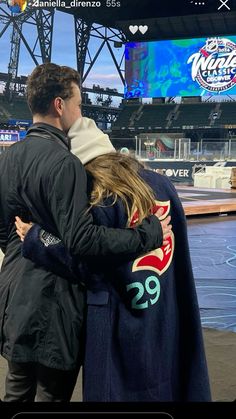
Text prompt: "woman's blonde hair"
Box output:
[[85, 152, 156, 226]]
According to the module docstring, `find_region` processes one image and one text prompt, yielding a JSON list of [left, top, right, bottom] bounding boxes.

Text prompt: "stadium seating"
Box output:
[[171, 103, 216, 129], [133, 104, 176, 129], [0, 95, 32, 121], [112, 104, 140, 129], [112, 101, 236, 133], [216, 102, 236, 125]]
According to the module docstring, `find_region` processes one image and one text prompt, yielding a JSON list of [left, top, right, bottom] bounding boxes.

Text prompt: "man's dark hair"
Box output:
[[27, 63, 80, 115]]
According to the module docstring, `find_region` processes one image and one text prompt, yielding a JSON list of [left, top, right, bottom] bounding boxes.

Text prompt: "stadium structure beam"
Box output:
[[106, 40, 125, 86], [1, 5, 127, 126], [74, 17, 92, 82], [5, 19, 22, 100], [0, 9, 11, 39], [81, 24, 127, 86], [35, 9, 54, 63], [1, 5, 55, 99], [2, 8, 35, 99]]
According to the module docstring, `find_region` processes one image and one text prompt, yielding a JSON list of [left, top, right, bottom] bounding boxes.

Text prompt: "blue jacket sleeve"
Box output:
[[22, 224, 81, 282]]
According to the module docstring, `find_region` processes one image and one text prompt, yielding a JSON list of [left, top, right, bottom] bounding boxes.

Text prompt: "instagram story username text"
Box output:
[[28, 0, 121, 8]]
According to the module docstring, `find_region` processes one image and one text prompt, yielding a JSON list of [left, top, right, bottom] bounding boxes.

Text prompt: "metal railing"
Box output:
[[111, 137, 236, 161]]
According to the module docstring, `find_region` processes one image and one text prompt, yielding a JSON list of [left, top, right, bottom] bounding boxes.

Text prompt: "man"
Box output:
[[0, 63, 172, 402]]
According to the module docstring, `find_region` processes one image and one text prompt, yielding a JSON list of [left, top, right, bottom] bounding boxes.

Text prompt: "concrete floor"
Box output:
[[0, 328, 235, 402]]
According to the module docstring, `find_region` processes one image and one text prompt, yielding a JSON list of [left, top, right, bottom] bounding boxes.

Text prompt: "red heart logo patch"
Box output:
[[131, 200, 174, 275], [132, 232, 174, 275]]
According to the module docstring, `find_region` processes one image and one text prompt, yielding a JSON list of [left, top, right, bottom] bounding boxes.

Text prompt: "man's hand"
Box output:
[[15, 216, 33, 242], [154, 208, 172, 246]]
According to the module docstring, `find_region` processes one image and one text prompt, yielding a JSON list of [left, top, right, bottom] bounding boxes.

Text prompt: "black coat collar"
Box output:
[[26, 123, 70, 150]]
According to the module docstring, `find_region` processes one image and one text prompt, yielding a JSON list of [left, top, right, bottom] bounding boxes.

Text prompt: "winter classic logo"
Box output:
[[187, 37, 236, 93]]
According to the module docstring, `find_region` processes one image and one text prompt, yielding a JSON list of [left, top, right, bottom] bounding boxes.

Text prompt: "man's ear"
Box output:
[[54, 97, 64, 116]]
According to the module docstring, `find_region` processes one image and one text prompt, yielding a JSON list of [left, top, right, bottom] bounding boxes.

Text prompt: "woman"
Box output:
[[15, 117, 211, 402]]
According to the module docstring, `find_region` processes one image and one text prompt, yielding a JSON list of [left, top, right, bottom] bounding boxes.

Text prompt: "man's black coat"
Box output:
[[0, 123, 162, 370]]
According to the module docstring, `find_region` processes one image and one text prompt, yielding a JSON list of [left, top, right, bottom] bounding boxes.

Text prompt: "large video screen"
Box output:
[[125, 35, 236, 98]]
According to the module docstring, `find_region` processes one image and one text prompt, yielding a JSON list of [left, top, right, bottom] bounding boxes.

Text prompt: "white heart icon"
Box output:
[[139, 25, 148, 35], [129, 25, 138, 35]]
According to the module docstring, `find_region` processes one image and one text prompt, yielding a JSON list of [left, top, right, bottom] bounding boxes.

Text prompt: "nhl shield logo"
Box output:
[[192, 164, 206, 180]]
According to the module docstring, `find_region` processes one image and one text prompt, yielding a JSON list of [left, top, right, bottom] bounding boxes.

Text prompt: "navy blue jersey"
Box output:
[[22, 169, 211, 401]]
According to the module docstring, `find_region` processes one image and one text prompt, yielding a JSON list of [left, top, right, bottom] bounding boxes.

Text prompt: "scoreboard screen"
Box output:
[[125, 35, 236, 98]]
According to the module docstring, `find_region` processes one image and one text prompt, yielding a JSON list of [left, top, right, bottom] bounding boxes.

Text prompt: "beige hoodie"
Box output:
[[68, 117, 115, 164]]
